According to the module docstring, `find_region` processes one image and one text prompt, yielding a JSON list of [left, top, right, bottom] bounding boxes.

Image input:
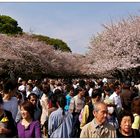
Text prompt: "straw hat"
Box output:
[[104, 98, 116, 106]]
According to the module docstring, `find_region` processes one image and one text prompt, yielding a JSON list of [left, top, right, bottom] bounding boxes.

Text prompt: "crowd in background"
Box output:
[[0, 77, 140, 138]]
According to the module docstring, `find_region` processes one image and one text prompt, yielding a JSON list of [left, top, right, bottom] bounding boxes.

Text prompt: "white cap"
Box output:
[[18, 77, 22, 81], [102, 78, 107, 83]]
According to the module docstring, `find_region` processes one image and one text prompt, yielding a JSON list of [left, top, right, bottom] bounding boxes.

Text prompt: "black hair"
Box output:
[[91, 88, 102, 99], [0, 94, 3, 105], [54, 89, 62, 96], [65, 84, 74, 93], [77, 86, 86, 93], [3, 80, 17, 93], [89, 81, 95, 88], [57, 94, 66, 116], [79, 79, 85, 88], [49, 93, 58, 108], [117, 110, 134, 127], [131, 97, 140, 115], [42, 84, 50, 95], [27, 83, 33, 89], [16, 91, 22, 100], [20, 101, 35, 119], [113, 82, 121, 91], [28, 93, 38, 100]]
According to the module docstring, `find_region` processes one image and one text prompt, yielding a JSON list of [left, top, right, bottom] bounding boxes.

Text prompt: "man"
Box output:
[[69, 86, 86, 137], [88, 80, 95, 97], [120, 80, 136, 112], [69, 86, 86, 114], [109, 83, 122, 109], [80, 102, 116, 138]]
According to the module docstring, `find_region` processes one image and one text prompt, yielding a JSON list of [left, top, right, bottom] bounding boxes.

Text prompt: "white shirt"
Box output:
[[18, 85, 26, 92], [26, 91, 31, 98], [109, 92, 122, 108], [135, 84, 140, 96], [88, 88, 93, 97], [40, 94, 48, 125]]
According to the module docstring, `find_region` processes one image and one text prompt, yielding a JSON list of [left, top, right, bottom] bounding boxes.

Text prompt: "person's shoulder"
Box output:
[[83, 104, 89, 111], [82, 120, 93, 130], [70, 95, 77, 102], [49, 108, 61, 117], [17, 120, 22, 126], [11, 96, 18, 102], [48, 107, 57, 116], [109, 92, 117, 98], [65, 111, 73, 118], [66, 94, 71, 99], [32, 120, 40, 125], [74, 95, 78, 99], [109, 93, 114, 98], [84, 104, 89, 108], [132, 128, 140, 137], [4, 109, 12, 116], [133, 113, 140, 119]]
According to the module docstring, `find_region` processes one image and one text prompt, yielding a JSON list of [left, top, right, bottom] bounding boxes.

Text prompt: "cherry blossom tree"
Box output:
[[0, 33, 84, 79], [83, 16, 140, 80]]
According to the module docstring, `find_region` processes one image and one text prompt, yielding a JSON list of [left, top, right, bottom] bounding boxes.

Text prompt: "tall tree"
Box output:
[[0, 15, 23, 35]]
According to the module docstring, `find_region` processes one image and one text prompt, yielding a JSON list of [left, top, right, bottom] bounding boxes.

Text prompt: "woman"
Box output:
[[117, 110, 140, 138], [17, 101, 41, 138], [104, 98, 119, 129], [64, 86, 74, 111], [48, 93, 73, 138], [28, 93, 42, 121], [40, 83, 50, 126], [80, 88, 101, 129], [0, 94, 17, 137]]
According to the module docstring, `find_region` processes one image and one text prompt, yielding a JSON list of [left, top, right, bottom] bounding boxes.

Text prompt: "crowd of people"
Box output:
[[0, 77, 139, 138]]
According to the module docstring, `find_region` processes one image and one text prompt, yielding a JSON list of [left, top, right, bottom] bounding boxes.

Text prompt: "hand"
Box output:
[[0, 126, 5, 134], [0, 126, 9, 134], [43, 127, 47, 136]]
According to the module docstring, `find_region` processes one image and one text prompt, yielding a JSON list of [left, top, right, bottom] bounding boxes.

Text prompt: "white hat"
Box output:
[[102, 78, 107, 83], [18, 77, 22, 82], [104, 98, 115, 106]]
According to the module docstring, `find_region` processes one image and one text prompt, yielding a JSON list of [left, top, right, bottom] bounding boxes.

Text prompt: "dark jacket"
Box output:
[[0, 110, 17, 138]]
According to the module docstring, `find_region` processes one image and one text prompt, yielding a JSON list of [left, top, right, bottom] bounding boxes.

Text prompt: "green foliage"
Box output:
[[32, 34, 71, 52], [0, 15, 23, 35]]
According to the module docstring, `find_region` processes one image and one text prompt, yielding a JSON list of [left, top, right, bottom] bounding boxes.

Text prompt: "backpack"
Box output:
[[87, 101, 94, 123]]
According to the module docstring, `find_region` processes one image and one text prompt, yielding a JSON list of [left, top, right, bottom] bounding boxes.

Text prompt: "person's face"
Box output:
[[26, 85, 30, 91], [20, 106, 31, 119], [29, 96, 37, 106], [0, 104, 3, 110], [22, 81, 26, 86], [94, 104, 108, 124], [79, 89, 86, 97], [69, 89, 74, 96], [120, 116, 132, 134], [116, 86, 121, 94]]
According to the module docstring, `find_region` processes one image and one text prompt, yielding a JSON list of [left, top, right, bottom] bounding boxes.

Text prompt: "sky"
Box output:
[[0, 2, 140, 54]]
